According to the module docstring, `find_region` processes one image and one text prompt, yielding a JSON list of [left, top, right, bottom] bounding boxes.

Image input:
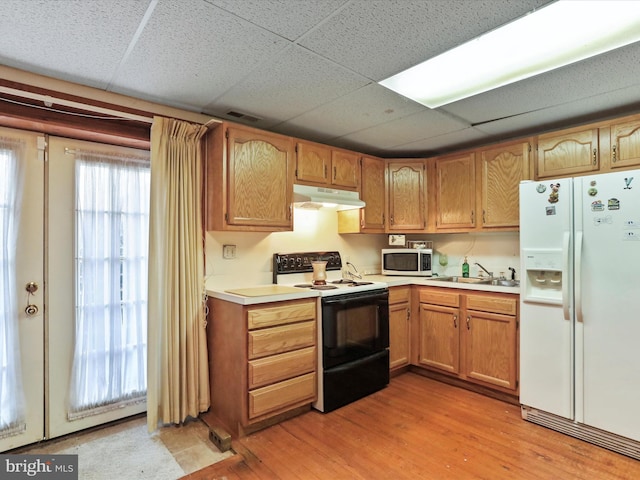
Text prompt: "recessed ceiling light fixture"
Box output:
[[379, 0, 640, 108]]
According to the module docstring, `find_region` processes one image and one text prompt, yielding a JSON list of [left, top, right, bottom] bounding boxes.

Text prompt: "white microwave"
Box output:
[[382, 248, 433, 276]]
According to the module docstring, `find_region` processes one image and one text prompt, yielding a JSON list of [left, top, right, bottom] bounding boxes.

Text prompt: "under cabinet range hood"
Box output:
[[292, 184, 365, 210]]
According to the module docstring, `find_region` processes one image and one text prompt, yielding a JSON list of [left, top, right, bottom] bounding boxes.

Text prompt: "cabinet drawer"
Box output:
[[248, 301, 316, 330], [248, 372, 316, 419], [419, 289, 459, 307], [248, 320, 315, 359], [248, 346, 316, 389], [466, 294, 517, 315], [389, 286, 411, 304]]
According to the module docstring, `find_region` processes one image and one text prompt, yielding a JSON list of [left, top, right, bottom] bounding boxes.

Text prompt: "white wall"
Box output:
[[205, 208, 388, 289], [205, 209, 521, 290]]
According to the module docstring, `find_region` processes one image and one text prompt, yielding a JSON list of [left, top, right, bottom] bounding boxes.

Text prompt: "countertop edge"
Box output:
[[206, 275, 519, 305]]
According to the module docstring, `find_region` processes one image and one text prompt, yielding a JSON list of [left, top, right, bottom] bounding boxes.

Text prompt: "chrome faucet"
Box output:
[[344, 261, 362, 280], [474, 262, 493, 278]]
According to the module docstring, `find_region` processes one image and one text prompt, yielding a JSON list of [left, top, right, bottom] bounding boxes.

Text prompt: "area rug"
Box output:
[[58, 423, 184, 480]]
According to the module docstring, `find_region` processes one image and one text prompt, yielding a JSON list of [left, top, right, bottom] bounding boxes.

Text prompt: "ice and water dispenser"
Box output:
[[522, 249, 564, 304]]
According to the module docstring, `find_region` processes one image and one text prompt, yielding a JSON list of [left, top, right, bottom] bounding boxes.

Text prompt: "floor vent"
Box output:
[[522, 406, 640, 461]]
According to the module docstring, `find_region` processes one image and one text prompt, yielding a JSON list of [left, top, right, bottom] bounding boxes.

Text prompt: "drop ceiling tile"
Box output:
[[0, 0, 148, 89], [298, 0, 549, 81], [336, 109, 469, 152], [442, 42, 640, 126], [474, 84, 640, 138], [113, 0, 290, 110], [202, 45, 369, 127], [391, 127, 491, 156], [209, 0, 349, 40], [272, 83, 425, 140]]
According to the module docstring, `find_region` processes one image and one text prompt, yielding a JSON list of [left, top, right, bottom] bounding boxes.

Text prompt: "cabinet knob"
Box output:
[[466, 316, 471, 330], [612, 145, 617, 163], [593, 148, 597, 165], [453, 314, 458, 328]]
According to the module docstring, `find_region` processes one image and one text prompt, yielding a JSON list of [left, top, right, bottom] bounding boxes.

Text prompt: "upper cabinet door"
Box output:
[[386, 160, 427, 232], [478, 140, 531, 229], [296, 142, 360, 189], [537, 128, 599, 178], [331, 150, 359, 189], [360, 156, 386, 232], [610, 119, 640, 170], [226, 127, 294, 229], [435, 152, 475, 231], [295, 141, 330, 185]]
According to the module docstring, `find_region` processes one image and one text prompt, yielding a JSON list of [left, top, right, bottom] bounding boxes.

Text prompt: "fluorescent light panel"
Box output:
[[379, 1, 640, 108]]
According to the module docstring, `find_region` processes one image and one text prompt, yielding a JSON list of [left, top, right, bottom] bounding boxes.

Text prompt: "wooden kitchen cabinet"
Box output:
[[388, 286, 411, 371], [415, 287, 519, 394], [477, 139, 532, 230], [386, 160, 427, 232], [204, 123, 294, 232], [206, 297, 317, 437], [536, 126, 599, 178], [463, 293, 518, 392], [295, 140, 359, 189], [338, 155, 386, 233], [417, 289, 460, 374], [609, 118, 640, 170], [434, 152, 476, 231]]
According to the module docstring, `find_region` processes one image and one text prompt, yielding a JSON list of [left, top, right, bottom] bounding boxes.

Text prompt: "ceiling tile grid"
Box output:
[[112, 0, 292, 110], [1, 0, 640, 157], [202, 44, 370, 128]]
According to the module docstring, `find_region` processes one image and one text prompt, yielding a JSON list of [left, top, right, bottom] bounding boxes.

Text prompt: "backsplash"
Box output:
[[204, 208, 388, 289], [205, 209, 521, 290]]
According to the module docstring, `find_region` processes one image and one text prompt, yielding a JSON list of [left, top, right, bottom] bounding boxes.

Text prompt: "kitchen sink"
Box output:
[[490, 279, 520, 287], [431, 276, 492, 284], [431, 276, 519, 287]]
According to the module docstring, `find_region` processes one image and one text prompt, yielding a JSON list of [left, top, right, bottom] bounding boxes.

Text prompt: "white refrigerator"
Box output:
[[519, 169, 640, 458]]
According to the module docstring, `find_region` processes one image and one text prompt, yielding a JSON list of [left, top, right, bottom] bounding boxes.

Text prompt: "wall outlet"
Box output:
[[222, 244, 237, 259]]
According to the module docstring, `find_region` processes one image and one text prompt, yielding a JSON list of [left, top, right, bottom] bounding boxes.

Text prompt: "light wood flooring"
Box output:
[[185, 372, 640, 479]]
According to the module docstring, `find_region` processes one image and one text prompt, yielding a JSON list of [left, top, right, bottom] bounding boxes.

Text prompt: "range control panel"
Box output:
[[273, 251, 343, 277]]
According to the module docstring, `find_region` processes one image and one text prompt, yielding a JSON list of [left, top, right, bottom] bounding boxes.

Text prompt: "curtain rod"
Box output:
[[0, 85, 154, 124]]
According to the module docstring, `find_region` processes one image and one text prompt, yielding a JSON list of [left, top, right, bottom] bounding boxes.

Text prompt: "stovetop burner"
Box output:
[[294, 283, 339, 290], [331, 279, 374, 286]]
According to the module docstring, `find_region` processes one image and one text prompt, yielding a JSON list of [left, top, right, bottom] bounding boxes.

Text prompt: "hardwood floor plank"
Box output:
[[186, 373, 640, 480]]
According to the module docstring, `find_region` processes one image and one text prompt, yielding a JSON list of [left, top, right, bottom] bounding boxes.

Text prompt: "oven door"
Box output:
[[321, 289, 389, 369]]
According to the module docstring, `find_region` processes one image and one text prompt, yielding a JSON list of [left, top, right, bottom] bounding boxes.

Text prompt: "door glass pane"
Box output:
[[0, 138, 26, 436], [68, 151, 150, 419]]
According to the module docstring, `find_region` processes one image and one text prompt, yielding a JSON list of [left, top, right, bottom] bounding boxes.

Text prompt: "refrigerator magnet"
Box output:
[[536, 184, 547, 193], [591, 200, 605, 212], [608, 198, 620, 210], [548, 183, 560, 203], [588, 187, 597, 196]]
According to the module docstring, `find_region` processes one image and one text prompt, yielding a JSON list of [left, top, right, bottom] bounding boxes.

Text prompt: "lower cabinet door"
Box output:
[[248, 372, 316, 419]]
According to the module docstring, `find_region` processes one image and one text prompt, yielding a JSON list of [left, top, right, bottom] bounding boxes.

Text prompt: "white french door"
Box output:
[[47, 137, 149, 439], [0, 130, 150, 452], [0, 127, 44, 452]]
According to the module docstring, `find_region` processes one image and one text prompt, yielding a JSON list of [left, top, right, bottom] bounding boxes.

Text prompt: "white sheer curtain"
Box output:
[[0, 137, 26, 437], [68, 151, 150, 418]]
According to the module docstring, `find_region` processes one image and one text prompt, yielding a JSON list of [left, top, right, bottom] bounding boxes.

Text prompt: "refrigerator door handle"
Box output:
[[575, 230, 583, 323], [562, 231, 571, 321]]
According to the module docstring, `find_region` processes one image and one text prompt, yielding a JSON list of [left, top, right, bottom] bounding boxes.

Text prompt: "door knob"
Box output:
[[26, 282, 39, 293], [25, 304, 39, 316]]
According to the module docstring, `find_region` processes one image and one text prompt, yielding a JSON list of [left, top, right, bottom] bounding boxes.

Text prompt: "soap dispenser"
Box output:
[[462, 256, 469, 278]]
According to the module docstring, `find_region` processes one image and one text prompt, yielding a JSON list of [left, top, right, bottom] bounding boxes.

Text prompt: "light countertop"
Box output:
[[206, 274, 519, 305]]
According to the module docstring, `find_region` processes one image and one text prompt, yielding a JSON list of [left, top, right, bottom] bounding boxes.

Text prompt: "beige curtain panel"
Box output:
[[148, 116, 210, 431]]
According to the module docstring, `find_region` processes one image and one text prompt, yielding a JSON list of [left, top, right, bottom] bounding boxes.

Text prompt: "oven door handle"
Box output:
[[321, 289, 388, 305]]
